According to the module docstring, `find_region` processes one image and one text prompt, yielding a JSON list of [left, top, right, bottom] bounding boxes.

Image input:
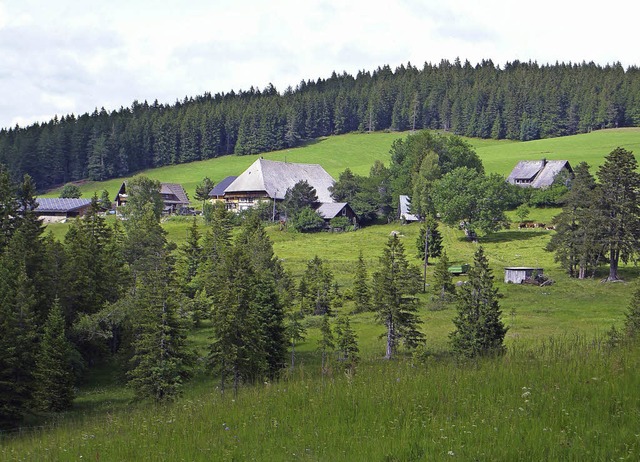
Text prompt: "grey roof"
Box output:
[[35, 198, 93, 213], [160, 183, 190, 204], [208, 176, 237, 197], [315, 202, 349, 219], [224, 159, 335, 202], [507, 160, 572, 188], [398, 195, 419, 222]]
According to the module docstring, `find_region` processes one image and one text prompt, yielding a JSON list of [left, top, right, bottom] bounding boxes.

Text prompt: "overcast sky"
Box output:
[[1, 0, 638, 130]]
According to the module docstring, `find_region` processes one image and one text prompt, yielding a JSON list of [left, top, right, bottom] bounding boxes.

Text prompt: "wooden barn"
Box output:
[[315, 202, 358, 228], [35, 198, 93, 222], [504, 267, 544, 284]]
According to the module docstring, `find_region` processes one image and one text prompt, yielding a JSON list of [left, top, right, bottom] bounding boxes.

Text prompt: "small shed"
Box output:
[[504, 267, 544, 284], [398, 195, 419, 222]]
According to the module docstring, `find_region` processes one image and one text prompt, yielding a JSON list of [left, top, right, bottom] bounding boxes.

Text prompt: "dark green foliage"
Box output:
[[99, 189, 112, 211], [317, 315, 335, 376], [431, 251, 455, 302], [33, 299, 75, 412], [546, 162, 605, 278], [335, 315, 359, 371], [0, 61, 638, 192], [596, 148, 640, 281], [624, 283, 640, 338], [299, 256, 337, 316], [59, 183, 82, 198], [352, 251, 371, 313], [286, 310, 306, 371], [372, 235, 424, 359], [176, 217, 202, 297], [416, 216, 443, 263], [450, 247, 507, 358], [433, 168, 511, 237], [290, 206, 325, 233], [194, 177, 215, 203], [121, 176, 164, 221], [283, 180, 318, 218]]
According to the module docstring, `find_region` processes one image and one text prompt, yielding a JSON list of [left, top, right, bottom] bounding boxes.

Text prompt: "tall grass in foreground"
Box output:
[[3, 337, 639, 461]]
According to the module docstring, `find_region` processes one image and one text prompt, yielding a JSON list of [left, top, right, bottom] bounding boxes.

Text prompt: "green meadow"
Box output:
[[5, 128, 640, 460]]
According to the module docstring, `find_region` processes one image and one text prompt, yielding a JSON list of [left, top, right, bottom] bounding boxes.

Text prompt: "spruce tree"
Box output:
[[317, 315, 335, 377], [286, 310, 306, 371], [624, 283, 640, 338], [352, 251, 371, 313], [416, 216, 443, 263], [335, 315, 359, 371], [431, 250, 455, 302], [33, 299, 75, 412], [299, 256, 336, 315], [596, 148, 640, 281], [372, 235, 424, 359], [450, 246, 507, 358]]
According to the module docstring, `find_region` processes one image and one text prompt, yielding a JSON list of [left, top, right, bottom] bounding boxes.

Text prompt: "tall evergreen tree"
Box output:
[[33, 299, 75, 412], [352, 251, 371, 313], [372, 235, 424, 359], [596, 148, 640, 281], [335, 314, 359, 371], [431, 250, 455, 302], [317, 315, 335, 377], [450, 246, 507, 358]]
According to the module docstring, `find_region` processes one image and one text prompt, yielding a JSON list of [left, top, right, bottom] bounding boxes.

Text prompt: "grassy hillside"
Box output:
[[7, 128, 639, 459], [43, 128, 640, 200]]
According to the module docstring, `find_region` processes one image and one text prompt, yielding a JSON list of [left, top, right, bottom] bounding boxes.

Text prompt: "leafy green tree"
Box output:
[[33, 299, 75, 412], [59, 183, 82, 198], [194, 177, 215, 204], [450, 246, 507, 358], [372, 235, 424, 359], [335, 315, 359, 371], [433, 168, 511, 238], [290, 206, 325, 232], [121, 176, 164, 221], [283, 180, 318, 219], [515, 204, 530, 224], [596, 148, 640, 281], [352, 251, 371, 313]]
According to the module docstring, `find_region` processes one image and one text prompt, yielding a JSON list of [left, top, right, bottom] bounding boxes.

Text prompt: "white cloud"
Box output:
[[0, 0, 639, 129]]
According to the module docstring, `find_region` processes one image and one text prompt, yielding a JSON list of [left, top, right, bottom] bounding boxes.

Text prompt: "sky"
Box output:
[[1, 0, 638, 130]]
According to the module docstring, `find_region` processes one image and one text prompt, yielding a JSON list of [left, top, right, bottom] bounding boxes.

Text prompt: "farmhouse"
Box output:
[[398, 195, 419, 222], [222, 159, 335, 211], [115, 181, 190, 214], [35, 198, 93, 222], [507, 159, 573, 188]]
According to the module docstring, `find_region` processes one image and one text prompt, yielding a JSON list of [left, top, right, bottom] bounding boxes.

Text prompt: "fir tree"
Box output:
[[335, 315, 359, 372], [450, 246, 507, 358], [416, 216, 443, 263], [352, 251, 371, 313], [299, 256, 336, 315], [372, 235, 424, 359], [33, 299, 75, 412], [431, 250, 455, 302], [286, 310, 306, 371], [317, 315, 335, 377]]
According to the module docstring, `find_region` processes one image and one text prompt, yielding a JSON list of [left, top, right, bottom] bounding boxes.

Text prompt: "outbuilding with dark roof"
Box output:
[[35, 198, 93, 222], [507, 159, 573, 188]]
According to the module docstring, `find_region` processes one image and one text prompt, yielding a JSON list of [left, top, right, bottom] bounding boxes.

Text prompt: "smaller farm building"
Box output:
[[315, 202, 358, 224], [504, 267, 544, 284], [398, 195, 419, 222], [507, 160, 572, 188], [35, 198, 93, 222]]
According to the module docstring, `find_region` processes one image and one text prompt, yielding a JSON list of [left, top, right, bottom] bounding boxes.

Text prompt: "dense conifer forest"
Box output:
[[1, 59, 639, 190]]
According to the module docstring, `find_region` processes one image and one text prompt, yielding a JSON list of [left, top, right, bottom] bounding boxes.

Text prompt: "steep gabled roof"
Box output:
[[507, 160, 572, 188], [208, 176, 238, 198], [315, 202, 350, 219], [224, 159, 335, 202], [160, 183, 190, 204], [35, 198, 93, 213]]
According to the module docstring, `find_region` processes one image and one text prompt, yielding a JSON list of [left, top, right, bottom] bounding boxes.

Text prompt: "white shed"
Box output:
[[504, 267, 544, 284]]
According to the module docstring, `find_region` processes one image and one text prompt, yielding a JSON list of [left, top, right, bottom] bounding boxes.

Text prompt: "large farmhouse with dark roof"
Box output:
[[507, 159, 573, 188], [222, 159, 336, 211]]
